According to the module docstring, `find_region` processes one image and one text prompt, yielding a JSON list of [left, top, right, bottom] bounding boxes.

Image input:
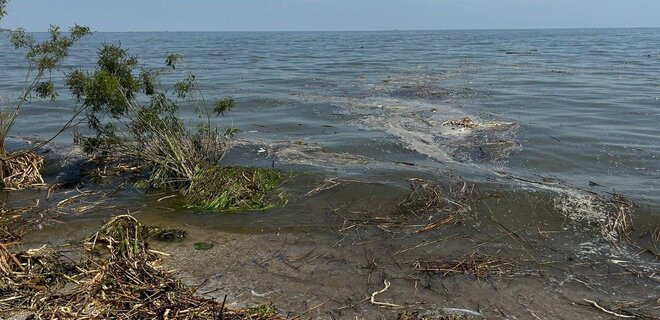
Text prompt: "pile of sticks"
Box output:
[[0, 215, 282, 319], [1, 151, 45, 190]]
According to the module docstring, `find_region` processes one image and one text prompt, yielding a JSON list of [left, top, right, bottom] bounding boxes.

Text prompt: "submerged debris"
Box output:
[[412, 252, 513, 278], [0, 215, 283, 319], [84, 155, 145, 182], [306, 177, 378, 196], [0, 203, 33, 226], [370, 279, 403, 309], [641, 226, 660, 257], [398, 179, 447, 215], [194, 241, 214, 251], [397, 310, 482, 320], [331, 177, 474, 236], [398, 177, 473, 233], [582, 299, 636, 319], [1, 151, 45, 190], [146, 226, 188, 242]]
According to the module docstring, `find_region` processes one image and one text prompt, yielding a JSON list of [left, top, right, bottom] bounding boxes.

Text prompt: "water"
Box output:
[[2, 29, 659, 318], [2, 29, 659, 207]]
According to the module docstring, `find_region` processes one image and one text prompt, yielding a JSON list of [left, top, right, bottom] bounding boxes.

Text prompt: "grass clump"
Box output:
[[185, 165, 286, 211]]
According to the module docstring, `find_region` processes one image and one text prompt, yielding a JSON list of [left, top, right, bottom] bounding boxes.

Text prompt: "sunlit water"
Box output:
[[1, 29, 659, 318]]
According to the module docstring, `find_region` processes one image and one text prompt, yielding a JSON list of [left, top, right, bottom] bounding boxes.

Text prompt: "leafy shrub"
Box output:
[[67, 44, 285, 211], [1, 1, 90, 189]]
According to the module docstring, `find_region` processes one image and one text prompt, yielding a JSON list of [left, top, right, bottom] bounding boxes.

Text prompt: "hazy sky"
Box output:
[[1, 0, 659, 32]]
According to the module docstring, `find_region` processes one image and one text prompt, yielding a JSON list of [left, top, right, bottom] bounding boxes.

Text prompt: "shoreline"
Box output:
[[2, 140, 657, 319]]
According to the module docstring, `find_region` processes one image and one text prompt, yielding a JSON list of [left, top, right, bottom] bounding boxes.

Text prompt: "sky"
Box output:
[[1, 0, 659, 32]]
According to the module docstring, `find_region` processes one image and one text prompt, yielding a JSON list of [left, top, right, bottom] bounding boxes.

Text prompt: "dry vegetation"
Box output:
[[412, 251, 513, 278], [0, 214, 283, 319], [331, 177, 474, 234], [0, 151, 45, 190], [1, 105, 45, 191], [398, 177, 473, 233]]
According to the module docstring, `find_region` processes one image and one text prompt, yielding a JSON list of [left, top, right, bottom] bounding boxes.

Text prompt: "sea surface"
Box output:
[[2, 29, 659, 318]]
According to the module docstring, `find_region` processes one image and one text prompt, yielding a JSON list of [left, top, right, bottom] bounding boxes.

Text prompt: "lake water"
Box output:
[[2, 29, 659, 209], [1, 29, 659, 318]]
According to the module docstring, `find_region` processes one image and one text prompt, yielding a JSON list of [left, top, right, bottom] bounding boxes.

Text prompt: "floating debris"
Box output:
[[231, 138, 372, 169], [554, 192, 636, 243], [378, 74, 474, 101], [504, 49, 539, 55], [442, 117, 478, 129]]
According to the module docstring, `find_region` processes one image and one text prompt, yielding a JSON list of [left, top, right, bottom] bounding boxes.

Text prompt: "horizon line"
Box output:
[[4, 26, 660, 33]]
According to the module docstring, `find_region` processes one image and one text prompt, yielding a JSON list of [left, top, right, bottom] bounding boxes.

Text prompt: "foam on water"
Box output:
[[288, 73, 519, 167]]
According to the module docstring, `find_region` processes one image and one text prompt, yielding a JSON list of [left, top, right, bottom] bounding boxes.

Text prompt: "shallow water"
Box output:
[[2, 29, 660, 318], [13, 174, 659, 318]]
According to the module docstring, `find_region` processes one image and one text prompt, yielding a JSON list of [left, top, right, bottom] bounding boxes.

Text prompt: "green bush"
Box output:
[[67, 44, 286, 211]]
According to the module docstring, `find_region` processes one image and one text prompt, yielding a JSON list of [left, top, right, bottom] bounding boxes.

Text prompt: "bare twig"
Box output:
[[370, 279, 403, 309], [583, 299, 635, 318]]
